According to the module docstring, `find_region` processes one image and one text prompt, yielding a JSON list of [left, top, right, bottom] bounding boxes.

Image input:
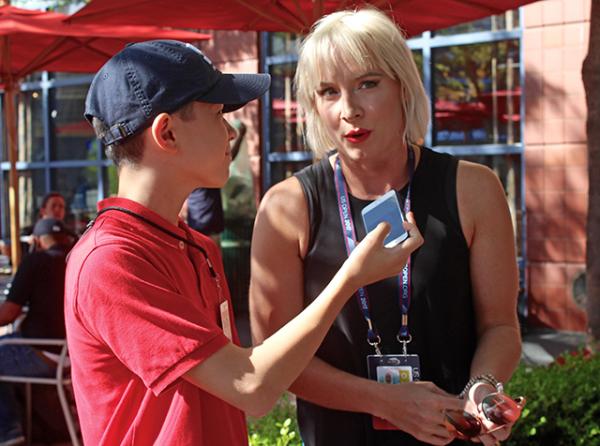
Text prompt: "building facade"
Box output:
[[0, 0, 591, 332]]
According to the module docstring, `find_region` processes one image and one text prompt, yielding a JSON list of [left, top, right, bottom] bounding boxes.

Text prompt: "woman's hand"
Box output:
[[375, 381, 464, 445], [464, 383, 514, 445]]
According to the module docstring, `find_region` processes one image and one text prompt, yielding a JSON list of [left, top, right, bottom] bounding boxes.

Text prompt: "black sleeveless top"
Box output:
[[294, 147, 476, 446]]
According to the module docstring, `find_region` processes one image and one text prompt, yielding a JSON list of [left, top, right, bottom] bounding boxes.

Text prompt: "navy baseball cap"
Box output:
[[33, 218, 68, 237], [85, 40, 271, 146]]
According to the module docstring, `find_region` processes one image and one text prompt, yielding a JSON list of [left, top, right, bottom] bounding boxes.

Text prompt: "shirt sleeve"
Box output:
[[6, 254, 37, 308], [73, 244, 230, 395]]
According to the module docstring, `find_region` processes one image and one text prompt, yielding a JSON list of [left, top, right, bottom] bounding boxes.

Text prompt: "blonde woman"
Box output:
[[250, 7, 521, 446]]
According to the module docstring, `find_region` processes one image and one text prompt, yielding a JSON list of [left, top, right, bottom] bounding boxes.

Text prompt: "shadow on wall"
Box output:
[[524, 67, 589, 331]]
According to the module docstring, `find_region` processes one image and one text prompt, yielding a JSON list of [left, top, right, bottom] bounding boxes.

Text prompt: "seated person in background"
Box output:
[[21, 192, 71, 256], [38, 192, 66, 221], [0, 218, 72, 446]]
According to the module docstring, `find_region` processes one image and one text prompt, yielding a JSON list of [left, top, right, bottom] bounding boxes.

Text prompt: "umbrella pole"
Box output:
[[4, 82, 21, 271]]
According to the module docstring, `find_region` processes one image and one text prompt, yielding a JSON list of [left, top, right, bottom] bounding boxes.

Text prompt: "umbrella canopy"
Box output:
[[67, 0, 538, 35], [0, 5, 210, 78], [0, 3, 210, 269]]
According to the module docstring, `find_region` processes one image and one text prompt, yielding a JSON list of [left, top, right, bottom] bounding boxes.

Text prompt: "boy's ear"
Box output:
[[150, 113, 178, 153]]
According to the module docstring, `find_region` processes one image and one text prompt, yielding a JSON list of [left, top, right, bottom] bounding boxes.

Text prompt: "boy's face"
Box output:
[[172, 101, 237, 188]]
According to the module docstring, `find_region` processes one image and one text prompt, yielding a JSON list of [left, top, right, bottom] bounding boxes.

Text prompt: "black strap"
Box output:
[[86, 206, 217, 277]]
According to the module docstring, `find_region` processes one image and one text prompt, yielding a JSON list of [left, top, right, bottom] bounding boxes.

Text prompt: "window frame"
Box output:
[[0, 72, 112, 240]]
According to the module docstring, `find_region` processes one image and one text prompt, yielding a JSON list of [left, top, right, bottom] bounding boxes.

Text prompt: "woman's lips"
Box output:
[[344, 129, 371, 143]]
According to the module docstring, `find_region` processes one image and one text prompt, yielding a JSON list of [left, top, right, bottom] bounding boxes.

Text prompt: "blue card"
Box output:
[[361, 190, 408, 247]]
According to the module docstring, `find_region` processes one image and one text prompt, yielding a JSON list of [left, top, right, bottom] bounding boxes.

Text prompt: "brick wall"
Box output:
[[523, 0, 590, 330]]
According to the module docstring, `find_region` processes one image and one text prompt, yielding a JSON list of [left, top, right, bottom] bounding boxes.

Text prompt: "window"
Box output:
[[1, 169, 46, 233], [268, 62, 306, 154], [17, 90, 44, 163], [433, 40, 521, 145], [1, 72, 110, 242], [261, 33, 313, 189], [50, 84, 97, 161], [434, 10, 519, 36], [268, 33, 301, 56]]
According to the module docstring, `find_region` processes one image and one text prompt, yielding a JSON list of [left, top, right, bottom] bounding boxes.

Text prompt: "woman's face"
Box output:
[[313, 62, 406, 161], [41, 196, 66, 220]]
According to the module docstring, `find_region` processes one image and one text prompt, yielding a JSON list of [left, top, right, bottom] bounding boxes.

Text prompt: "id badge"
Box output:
[[366, 354, 421, 430], [219, 300, 233, 341]]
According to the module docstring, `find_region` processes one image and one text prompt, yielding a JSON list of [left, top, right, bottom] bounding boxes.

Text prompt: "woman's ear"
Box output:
[[150, 113, 178, 153]]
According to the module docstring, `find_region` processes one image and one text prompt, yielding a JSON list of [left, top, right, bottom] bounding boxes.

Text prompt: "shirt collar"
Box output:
[[97, 197, 188, 240]]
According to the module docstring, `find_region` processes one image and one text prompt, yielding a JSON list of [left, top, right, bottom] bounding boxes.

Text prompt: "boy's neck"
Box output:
[[116, 165, 189, 226]]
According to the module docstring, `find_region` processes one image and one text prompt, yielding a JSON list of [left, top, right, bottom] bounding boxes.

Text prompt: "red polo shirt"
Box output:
[[65, 198, 247, 446]]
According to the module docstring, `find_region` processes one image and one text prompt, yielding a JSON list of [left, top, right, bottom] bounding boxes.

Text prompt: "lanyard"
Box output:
[[333, 147, 415, 355]]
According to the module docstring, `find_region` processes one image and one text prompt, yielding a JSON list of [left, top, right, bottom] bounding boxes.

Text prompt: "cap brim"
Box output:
[[200, 73, 271, 112]]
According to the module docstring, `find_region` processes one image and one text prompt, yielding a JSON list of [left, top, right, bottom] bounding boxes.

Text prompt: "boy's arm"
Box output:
[[184, 178, 423, 417]]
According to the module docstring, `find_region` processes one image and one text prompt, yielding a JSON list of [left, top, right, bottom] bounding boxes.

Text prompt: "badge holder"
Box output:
[[366, 336, 421, 430]]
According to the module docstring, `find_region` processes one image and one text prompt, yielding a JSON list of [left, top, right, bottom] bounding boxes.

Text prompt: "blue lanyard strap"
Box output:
[[333, 147, 415, 355], [397, 148, 414, 355], [333, 160, 381, 352]]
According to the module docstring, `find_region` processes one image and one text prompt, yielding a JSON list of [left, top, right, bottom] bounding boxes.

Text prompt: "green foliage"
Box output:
[[504, 350, 600, 446], [245, 353, 600, 445], [247, 393, 301, 446]]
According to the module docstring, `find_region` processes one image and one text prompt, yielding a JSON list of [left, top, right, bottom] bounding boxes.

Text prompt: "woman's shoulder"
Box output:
[[456, 160, 508, 243], [457, 159, 501, 191], [259, 175, 307, 216]]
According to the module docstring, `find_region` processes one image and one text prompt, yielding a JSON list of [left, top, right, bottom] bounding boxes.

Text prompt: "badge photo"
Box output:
[[367, 354, 421, 430]]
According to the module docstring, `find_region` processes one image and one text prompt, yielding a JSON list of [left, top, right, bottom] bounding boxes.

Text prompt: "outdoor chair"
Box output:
[[0, 337, 80, 446]]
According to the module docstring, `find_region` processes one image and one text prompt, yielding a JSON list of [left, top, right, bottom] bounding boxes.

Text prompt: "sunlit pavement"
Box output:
[[521, 328, 588, 365]]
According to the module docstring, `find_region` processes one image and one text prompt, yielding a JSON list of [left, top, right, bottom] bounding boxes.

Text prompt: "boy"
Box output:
[[65, 40, 423, 445]]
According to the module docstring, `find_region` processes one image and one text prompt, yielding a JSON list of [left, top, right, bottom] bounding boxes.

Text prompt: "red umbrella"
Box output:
[[67, 0, 538, 36], [0, 3, 210, 269]]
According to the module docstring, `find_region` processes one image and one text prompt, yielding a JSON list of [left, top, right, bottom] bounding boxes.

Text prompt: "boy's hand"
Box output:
[[343, 212, 423, 291]]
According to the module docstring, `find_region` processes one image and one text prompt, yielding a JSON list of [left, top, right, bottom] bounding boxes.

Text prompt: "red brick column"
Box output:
[[523, 0, 590, 330]]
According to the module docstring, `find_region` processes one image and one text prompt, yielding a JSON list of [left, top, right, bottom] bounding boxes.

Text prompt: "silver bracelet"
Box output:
[[459, 373, 503, 399]]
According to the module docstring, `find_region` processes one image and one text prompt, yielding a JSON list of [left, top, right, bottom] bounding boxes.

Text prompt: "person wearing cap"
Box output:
[[0, 218, 72, 446], [64, 39, 423, 446], [18, 192, 69, 261]]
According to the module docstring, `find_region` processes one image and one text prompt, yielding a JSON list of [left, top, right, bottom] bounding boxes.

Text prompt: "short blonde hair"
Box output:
[[295, 7, 430, 158]]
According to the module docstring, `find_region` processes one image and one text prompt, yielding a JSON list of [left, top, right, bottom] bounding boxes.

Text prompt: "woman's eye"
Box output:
[[359, 80, 379, 89], [317, 87, 338, 97]]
